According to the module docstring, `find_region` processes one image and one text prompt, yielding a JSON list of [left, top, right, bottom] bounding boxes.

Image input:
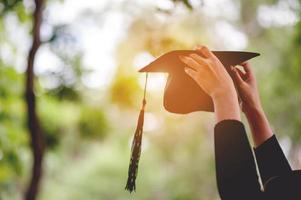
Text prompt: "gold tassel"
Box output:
[[125, 73, 148, 192]]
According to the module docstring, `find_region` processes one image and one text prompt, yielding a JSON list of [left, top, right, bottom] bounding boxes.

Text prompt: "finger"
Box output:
[[241, 62, 253, 74], [195, 46, 210, 58], [196, 46, 216, 59], [184, 67, 198, 80], [184, 67, 209, 91], [179, 55, 201, 71], [240, 63, 256, 82], [194, 45, 208, 58], [235, 66, 247, 80], [231, 66, 244, 85], [194, 45, 203, 50], [189, 53, 209, 67], [189, 53, 218, 78]]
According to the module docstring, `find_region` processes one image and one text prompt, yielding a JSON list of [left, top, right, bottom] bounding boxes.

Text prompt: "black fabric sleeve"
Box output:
[[214, 120, 262, 200], [254, 135, 292, 186]]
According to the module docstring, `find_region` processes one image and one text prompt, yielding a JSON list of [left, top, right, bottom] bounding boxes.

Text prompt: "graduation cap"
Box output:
[[125, 49, 260, 192]]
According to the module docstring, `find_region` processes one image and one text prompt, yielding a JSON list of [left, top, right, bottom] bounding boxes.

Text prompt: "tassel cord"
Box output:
[[125, 73, 148, 192]]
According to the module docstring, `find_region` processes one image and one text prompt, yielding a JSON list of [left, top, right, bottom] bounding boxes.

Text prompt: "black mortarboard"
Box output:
[[139, 50, 260, 113], [125, 49, 260, 192]]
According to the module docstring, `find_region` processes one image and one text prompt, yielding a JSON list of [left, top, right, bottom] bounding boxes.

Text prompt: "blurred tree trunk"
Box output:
[[25, 0, 45, 200]]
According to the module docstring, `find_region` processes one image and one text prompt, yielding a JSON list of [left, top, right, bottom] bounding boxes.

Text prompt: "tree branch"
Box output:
[[24, 0, 45, 199]]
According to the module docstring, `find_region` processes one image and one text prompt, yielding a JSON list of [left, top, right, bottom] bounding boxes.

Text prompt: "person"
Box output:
[[180, 46, 301, 200]]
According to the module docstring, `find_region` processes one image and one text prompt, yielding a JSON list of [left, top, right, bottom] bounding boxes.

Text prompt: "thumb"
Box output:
[[231, 66, 244, 85]]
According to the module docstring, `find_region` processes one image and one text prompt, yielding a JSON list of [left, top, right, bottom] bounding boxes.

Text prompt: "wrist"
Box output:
[[211, 85, 237, 102], [213, 89, 241, 122], [244, 104, 264, 118]]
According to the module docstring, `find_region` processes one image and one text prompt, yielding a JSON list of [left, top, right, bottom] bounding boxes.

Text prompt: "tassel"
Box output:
[[125, 73, 148, 192]]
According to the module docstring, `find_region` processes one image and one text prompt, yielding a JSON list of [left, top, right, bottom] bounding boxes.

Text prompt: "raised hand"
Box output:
[[179, 45, 240, 122], [230, 62, 262, 114], [180, 46, 236, 100], [230, 62, 273, 147]]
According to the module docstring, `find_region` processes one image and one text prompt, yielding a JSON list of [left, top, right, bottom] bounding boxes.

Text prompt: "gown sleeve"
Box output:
[[254, 135, 292, 186], [214, 120, 263, 200]]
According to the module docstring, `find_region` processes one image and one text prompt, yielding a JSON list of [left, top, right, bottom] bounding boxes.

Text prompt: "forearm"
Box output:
[[245, 106, 273, 147]]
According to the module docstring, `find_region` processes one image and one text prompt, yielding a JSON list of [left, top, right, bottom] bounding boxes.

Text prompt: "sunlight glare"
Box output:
[[134, 52, 168, 91], [144, 112, 160, 132]]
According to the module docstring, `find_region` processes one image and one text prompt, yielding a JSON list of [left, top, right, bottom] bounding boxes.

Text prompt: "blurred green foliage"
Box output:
[[1, 0, 301, 199], [110, 75, 140, 107], [79, 106, 109, 139], [0, 62, 27, 199]]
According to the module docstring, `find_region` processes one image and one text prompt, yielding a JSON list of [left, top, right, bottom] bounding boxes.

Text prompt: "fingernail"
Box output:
[[200, 46, 210, 56], [201, 46, 206, 50]]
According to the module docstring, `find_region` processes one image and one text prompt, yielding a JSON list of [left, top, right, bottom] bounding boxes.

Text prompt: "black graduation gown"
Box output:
[[214, 120, 292, 200]]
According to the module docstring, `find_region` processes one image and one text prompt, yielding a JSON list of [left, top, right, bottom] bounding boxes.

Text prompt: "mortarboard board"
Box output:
[[125, 49, 260, 192], [139, 50, 260, 113]]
